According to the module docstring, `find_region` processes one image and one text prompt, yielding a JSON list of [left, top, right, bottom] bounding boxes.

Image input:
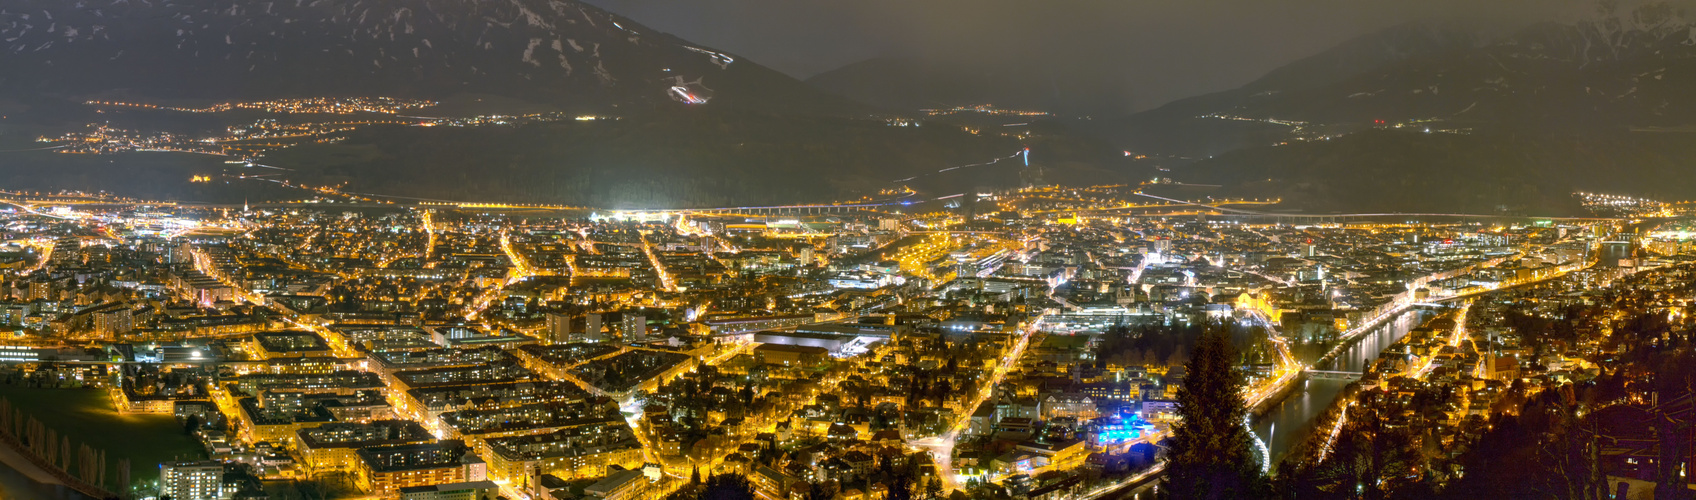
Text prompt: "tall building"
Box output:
[[0, 302, 33, 326], [49, 238, 81, 265], [92, 305, 134, 337], [620, 314, 645, 342], [27, 280, 53, 301], [544, 312, 572, 344], [160, 461, 226, 500], [585, 313, 604, 343]]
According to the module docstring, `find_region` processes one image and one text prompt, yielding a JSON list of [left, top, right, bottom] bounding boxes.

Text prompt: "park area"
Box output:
[[0, 384, 203, 496]]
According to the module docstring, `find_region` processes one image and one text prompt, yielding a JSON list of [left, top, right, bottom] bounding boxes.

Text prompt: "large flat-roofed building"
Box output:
[[398, 481, 500, 500], [391, 361, 536, 391], [355, 441, 487, 499], [246, 331, 335, 360], [438, 400, 625, 448], [371, 346, 516, 372], [1016, 438, 1089, 470], [483, 420, 643, 480], [753, 343, 829, 367], [403, 380, 592, 421], [752, 331, 847, 352], [297, 420, 435, 475], [704, 314, 812, 335], [427, 326, 538, 349], [230, 370, 384, 395], [233, 388, 394, 443], [583, 468, 650, 500], [794, 322, 904, 340], [335, 325, 436, 353]]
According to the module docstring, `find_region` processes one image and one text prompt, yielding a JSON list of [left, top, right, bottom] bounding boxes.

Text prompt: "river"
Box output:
[[1096, 308, 1440, 499], [1252, 308, 1436, 464]]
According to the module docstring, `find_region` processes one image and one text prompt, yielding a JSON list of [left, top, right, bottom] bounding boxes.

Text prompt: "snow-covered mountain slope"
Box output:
[[1131, 9, 1696, 134], [0, 0, 854, 113]]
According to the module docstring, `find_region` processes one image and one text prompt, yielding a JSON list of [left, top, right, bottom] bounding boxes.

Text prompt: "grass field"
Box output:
[[0, 385, 204, 495]]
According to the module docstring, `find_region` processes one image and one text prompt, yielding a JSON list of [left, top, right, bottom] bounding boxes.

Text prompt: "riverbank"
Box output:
[[1252, 309, 1437, 464], [1250, 371, 1306, 417]]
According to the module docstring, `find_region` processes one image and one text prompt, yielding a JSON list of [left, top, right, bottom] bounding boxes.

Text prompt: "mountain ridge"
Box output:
[[0, 0, 859, 115], [1104, 7, 1696, 213]]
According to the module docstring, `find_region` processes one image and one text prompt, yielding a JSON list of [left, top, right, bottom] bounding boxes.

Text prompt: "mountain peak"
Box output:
[[0, 0, 852, 113]]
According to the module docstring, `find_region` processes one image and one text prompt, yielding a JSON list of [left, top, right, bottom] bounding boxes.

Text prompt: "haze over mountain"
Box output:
[[791, 2, 1696, 215], [1128, 8, 1696, 141], [4, 0, 1696, 213], [1100, 4, 1696, 215], [805, 58, 1136, 116], [0, 0, 850, 114], [801, 5, 1696, 214], [0, 0, 1087, 207], [588, 0, 1592, 112]]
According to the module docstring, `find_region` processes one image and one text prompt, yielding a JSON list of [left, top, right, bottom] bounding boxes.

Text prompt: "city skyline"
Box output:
[[0, 1, 1694, 500]]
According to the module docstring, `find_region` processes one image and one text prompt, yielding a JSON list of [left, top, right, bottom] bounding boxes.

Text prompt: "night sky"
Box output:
[[584, 0, 1611, 111]]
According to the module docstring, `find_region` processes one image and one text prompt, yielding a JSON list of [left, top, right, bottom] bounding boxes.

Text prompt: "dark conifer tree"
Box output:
[[700, 473, 757, 500], [1161, 326, 1265, 499]]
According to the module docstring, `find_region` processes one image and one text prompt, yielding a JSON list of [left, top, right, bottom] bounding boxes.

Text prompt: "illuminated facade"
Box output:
[[160, 461, 226, 500]]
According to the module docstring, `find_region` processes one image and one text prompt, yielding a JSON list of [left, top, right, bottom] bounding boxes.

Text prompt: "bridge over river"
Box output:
[[1304, 369, 1364, 381], [1253, 308, 1438, 464]]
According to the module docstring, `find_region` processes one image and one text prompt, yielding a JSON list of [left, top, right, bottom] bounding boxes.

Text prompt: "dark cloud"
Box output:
[[585, 0, 1611, 110]]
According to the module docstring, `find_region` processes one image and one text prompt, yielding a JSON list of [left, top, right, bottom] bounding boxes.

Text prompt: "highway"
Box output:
[[1128, 191, 1626, 221]]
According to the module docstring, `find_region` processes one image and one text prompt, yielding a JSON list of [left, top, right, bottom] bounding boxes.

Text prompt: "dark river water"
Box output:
[[1252, 308, 1436, 464]]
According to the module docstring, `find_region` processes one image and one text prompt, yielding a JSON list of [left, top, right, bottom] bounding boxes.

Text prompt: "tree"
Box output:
[[1161, 326, 1265, 499], [699, 473, 757, 500], [888, 472, 914, 500], [1306, 406, 1420, 500]]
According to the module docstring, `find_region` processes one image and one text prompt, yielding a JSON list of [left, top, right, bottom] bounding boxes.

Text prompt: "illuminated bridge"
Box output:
[[1128, 192, 1623, 221], [679, 203, 898, 215], [1305, 369, 1364, 381], [603, 203, 905, 217]]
